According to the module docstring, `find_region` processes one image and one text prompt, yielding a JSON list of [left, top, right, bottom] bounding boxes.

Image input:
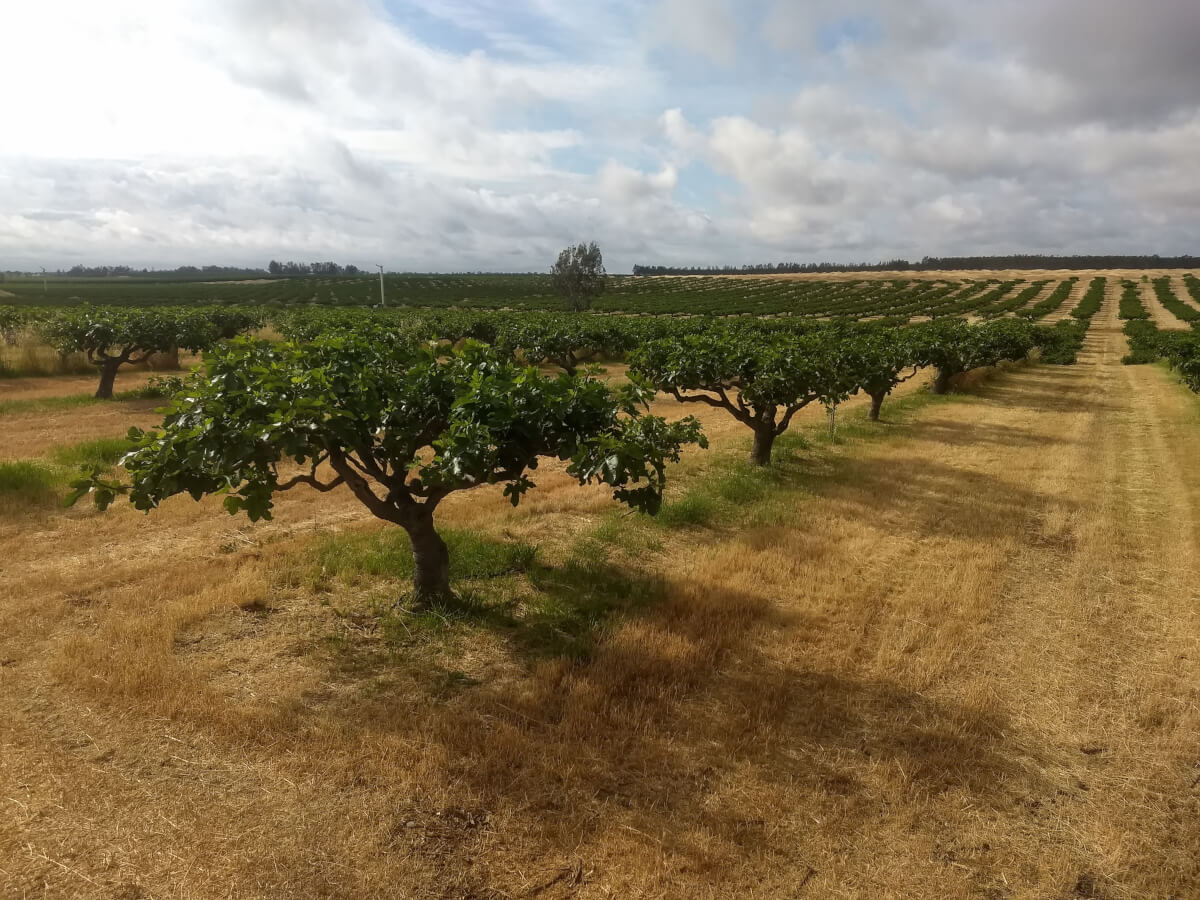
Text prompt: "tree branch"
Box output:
[[775, 398, 815, 435], [328, 450, 407, 524], [277, 472, 345, 493], [275, 455, 342, 493], [671, 386, 736, 413], [347, 447, 386, 481]]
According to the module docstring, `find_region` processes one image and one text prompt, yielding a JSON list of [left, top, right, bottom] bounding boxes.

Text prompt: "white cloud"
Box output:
[[1, 0, 1199, 271], [648, 0, 740, 66]]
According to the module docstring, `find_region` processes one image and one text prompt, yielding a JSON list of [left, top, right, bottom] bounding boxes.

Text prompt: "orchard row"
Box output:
[[65, 308, 1072, 600], [1120, 278, 1200, 390], [4, 302, 1099, 404]]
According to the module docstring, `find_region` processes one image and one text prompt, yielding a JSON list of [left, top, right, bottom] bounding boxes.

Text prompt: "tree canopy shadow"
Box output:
[[965, 365, 1117, 415], [307, 562, 1048, 897]]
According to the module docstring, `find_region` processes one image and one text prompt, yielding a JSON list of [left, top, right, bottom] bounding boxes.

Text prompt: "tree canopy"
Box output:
[[630, 326, 861, 465], [839, 325, 920, 420], [551, 242, 607, 312], [36, 306, 260, 398], [909, 318, 1039, 394], [72, 337, 705, 601], [0, 305, 24, 345]]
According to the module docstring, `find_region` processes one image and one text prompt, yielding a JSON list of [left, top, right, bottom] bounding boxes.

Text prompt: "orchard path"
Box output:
[[644, 277, 1200, 897]]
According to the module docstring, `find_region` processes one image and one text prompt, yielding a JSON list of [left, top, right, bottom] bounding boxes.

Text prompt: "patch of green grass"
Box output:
[[583, 510, 664, 557], [314, 520, 666, 666], [0, 435, 133, 510], [712, 463, 777, 503], [0, 388, 152, 417], [655, 491, 718, 527], [773, 430, 812, 459], [49, 437, 132, 468], [315, 527, 538, 584], [0, 460, 60, 501], [0, 393, 98, 416]]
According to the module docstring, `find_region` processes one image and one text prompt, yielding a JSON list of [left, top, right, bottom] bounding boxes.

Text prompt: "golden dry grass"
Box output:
[[0, 400, 165, 460], [0, 364, 196, 404], [0, 338, 196, 382], [1172, 275, 1200, 313], [1043, 276, 1095, 324], [1139, 279, 1190, 331], [1, 293, 1199, 898]]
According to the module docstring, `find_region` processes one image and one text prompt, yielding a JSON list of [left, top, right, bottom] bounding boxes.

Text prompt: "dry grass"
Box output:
[[0, 341, 93, 377], [1, 292, 1199, 898], [0, 398, 165, 460], [1, 337, 195, 382], [1172, 274, 1200, 313], [1043, 276, 1093, 324], [1139, 279, 1191, 331]]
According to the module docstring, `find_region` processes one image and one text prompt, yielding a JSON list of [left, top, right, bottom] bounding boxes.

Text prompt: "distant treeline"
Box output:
[[54, 265, 268, 279], [268, 260, 362, 276], [41, 262, 365, 278], [633, 254, 1199, 275]]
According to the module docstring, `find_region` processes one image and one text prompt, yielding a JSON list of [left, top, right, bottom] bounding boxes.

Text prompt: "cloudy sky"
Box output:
[[2, 0, 1198, 272]]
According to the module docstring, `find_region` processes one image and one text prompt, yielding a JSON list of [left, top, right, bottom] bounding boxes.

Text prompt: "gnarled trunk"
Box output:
[[931, 367, 953, 395], [749, 427, 776, 467], [868, 391, 886, 421], [405, 512, 451, 604], [95, 360, 121, 399]]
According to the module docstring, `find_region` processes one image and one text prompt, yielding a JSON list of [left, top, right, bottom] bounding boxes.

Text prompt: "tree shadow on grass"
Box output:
[[966, 365, 1118, 415], [317, 542, 673, 690], [324, 573, 1048, 897], [906, 419, 1071, 449]]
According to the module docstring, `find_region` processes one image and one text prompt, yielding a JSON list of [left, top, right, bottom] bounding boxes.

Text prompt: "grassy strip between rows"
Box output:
[[304, 385, 955, 667], [0, 384, 173, 416], [0, 437, 132, 505]]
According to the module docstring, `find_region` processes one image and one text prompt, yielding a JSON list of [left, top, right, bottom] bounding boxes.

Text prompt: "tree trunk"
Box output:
[[95, 361, 121, 399], [931, 368, 953, 395], [749, 428, 776, 467], [406, 513, 451, 604], [868, 391, 885, 421], [151, 345, 180, 371]]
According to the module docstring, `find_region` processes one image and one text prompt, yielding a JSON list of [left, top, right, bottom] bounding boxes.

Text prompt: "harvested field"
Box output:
[[1141, 279, 1190, 331]]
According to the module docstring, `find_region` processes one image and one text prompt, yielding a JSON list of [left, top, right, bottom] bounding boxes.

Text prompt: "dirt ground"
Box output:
[[1, 291, 1197, 898]]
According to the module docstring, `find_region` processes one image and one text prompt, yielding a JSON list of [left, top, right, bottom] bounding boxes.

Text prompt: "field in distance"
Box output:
[[3, 268, 1200, 322]]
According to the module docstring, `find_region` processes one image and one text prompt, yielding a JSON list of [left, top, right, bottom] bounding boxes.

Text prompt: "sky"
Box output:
[[1, 0, 1198, 273]]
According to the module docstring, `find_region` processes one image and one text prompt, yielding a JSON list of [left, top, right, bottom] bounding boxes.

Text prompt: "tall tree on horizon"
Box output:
[[551, 242, 607, 312]]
